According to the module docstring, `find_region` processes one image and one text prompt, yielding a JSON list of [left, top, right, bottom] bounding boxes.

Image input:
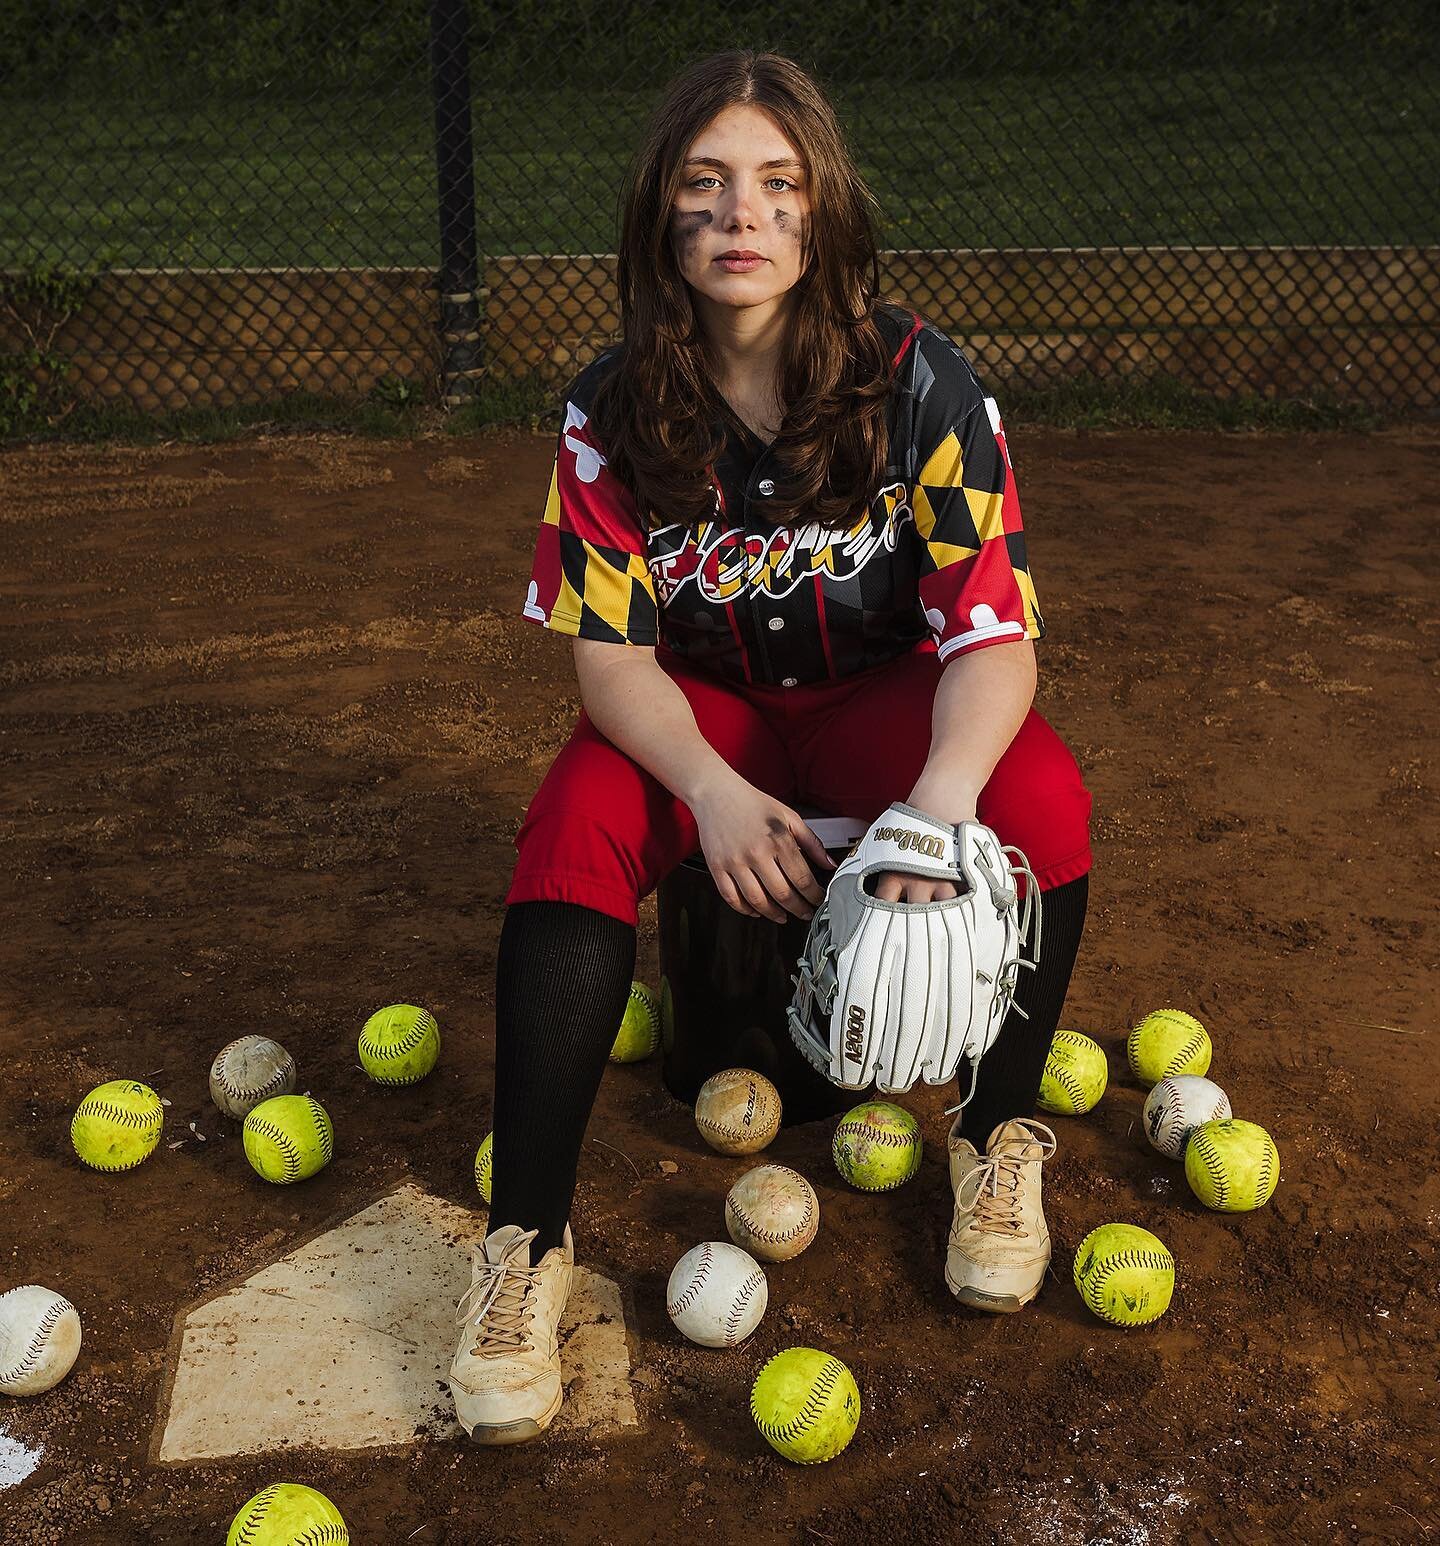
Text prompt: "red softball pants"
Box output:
[[504, 639, 1094, 928]]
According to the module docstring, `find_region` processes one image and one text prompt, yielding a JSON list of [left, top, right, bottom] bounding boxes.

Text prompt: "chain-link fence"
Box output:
[[2, 0, 1436, 426]]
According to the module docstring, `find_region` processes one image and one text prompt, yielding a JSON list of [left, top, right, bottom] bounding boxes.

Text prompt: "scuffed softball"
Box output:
[[0, 1285, 82, 1396], [694, 1068, 782, 1156], [1143, 1075, 1232, 1160], [209, 1035, 297, 1119], [725, 1163, 820, 1263]]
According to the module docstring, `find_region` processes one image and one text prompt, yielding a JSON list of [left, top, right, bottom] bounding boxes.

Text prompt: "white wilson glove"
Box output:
[[785, 800, 1042, 1097]]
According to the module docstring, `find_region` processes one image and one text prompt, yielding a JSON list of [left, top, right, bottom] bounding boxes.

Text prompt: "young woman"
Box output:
[[450, 48, 1093, 1446]]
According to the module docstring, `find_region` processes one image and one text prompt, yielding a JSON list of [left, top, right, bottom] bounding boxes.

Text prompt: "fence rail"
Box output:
[[3, 2, 1437, 426]]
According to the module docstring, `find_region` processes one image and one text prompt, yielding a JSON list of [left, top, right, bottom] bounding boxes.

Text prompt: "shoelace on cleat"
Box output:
[[951, 1119, 1057, 1237], [455, 1228, 544, 1356]]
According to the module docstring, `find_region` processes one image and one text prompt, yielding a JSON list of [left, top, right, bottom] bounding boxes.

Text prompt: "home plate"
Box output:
[[152, 1181, 639, 1462]]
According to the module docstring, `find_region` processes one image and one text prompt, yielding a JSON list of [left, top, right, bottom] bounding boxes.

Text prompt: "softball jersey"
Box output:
[[521, 300, 1045, 688]]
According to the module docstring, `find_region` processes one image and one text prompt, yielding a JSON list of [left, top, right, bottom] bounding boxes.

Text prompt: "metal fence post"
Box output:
[[429, 0, 484, 406]]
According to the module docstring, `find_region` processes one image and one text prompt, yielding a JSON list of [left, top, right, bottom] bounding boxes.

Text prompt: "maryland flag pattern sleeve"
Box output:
[[521, 375, 660, 647], [909, 326, 1046, 663]]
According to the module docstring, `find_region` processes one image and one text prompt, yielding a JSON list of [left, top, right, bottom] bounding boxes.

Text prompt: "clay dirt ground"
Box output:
[[1, 420, 1436, 1544]]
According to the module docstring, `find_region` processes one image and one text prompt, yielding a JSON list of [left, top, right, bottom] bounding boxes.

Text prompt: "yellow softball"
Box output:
[[1073, 1223, 1175, 1327], [71, 1080, 164, 1172], [1127, 1009, 1212, 1084], [832, 1101, 921, 1191], [1184, 1118, 1280, 1211], [1036, 1030, 1109, 1115], [226, 1482, 348, 1545], [474, 1130, 493, 1204], [750, 1347, 860, 1463], [358, 1004, 440, 1085], [609, 981, 660, 1063], [242, 1095, 334, 1185]]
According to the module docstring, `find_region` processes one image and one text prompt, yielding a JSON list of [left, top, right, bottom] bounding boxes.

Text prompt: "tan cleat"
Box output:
[[944, 1116, 1057, 1313], [449, 1221, 574, 1445]]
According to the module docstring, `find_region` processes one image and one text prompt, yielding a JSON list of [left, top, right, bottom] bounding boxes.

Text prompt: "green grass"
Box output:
[[1, 370, 558, 448], [8, 370, 1399, 452], [2, 63, 1435, 267]]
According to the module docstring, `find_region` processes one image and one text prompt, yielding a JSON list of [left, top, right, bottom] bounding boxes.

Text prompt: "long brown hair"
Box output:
[[590, 49, 895, 534]]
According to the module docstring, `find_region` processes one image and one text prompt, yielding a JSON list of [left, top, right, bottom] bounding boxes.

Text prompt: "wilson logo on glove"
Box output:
[[786, 801, 1044, 1100], [872, 826, 946, 858]]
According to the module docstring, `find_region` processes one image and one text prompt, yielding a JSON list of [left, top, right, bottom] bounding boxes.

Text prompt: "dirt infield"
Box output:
[[2, 421, 1436, 1543]]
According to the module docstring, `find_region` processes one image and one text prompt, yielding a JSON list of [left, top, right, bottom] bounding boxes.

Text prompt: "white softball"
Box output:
[[0, 1286, 82, 1396], [725, 1164, 820, 1263], [665, 1242, 768, 1348], [1143, 1075, 1233, 1160], [694, 1068, 782, 1155], [209, 1035, 297, 1119]]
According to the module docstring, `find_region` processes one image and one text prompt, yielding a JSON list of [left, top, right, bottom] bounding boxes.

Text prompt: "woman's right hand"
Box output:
[[689, 773, 839, 923]]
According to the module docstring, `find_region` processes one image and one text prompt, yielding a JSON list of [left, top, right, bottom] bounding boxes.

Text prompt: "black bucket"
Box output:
[[656, 812, 866, 1127]]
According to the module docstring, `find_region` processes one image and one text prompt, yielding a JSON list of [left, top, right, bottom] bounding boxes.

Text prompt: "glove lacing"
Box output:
[[947, 1118, 1057, 1235], [974, 840, 1044, 1025], [942, 843, 1044, 1104], [455, 1229, 542, 1356]]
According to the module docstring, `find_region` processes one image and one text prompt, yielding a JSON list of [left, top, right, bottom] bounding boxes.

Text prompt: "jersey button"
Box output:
[[767, 617, 784, 630], [781, 676, 798, 687], [757, 478, 775, 496]]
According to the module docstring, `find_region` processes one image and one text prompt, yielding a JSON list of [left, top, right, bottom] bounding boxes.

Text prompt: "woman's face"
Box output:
[[670, 103, 811, 318]]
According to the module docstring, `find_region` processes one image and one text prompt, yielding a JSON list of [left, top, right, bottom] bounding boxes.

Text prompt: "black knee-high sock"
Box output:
[[489, 899, 637, 1256], [958, 871, 1089, 1147]]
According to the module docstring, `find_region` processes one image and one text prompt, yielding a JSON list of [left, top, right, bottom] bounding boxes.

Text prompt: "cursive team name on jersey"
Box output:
[[648, 483, 914, 607]]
